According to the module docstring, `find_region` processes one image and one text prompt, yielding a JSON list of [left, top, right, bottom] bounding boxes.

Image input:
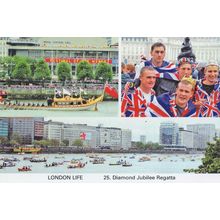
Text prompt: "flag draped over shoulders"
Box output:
[[148, 92, 197, 117], [121, 88, 155, 117], [135, 59, 178, 81], [195, 80, 220, 117]]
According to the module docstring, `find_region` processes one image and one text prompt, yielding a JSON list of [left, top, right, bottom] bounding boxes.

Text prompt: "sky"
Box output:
[[45, 117, 220, 142]]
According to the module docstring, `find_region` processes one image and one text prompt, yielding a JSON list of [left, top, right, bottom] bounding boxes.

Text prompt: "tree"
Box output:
[[12, 60, 32, 81], [10, 133, 22, 146], [49, 139, 60, 147], [62, 139, 69, 147], [184, 138, 220, 173], [95, 62, 113, 82], [73, 139, 84, 147], [56, 61, 72, 82], [34, 58, 51, 82], [76, 61, 94, 81], [0, 137, 8, 146]]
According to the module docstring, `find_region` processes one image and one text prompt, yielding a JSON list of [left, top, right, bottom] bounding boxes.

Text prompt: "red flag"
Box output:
[[80, 132, 86, 140], [104, 84, 118, 99]]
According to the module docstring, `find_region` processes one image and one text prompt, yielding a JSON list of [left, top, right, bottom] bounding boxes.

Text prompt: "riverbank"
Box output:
[[0, 146, 204, 155]]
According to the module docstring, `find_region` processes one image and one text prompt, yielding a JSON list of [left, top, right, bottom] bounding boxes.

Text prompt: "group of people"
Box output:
[[121, 42, 220, 117]]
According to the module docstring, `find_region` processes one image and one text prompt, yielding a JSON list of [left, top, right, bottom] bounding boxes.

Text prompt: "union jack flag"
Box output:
[[135, 58, 178, 81], [195, 80, 220, 117], [148, 93, 198, 117], [121, 88, 155, 117]]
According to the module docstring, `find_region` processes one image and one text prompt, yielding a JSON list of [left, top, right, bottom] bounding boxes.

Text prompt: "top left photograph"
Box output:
[[0, 37, 119, 117]]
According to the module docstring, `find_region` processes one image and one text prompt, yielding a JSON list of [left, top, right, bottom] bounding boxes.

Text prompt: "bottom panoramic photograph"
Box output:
[[0, 117, 220, 182]]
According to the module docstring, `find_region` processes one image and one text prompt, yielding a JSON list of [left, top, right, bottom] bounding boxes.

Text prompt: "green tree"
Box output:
[[10, 133, 22, 146], [34, 58, 51, 82], [0, 137, 8, 146], [136, 141, 145, 148], [12, 60, 32, 81], [56, 61, 72, 82], [73, 139, 84, 147], [95, 62, 113, 82], [49, 139, 60, 147], [62, 139, 69, 147], [184, 138, 220, 173], [76, 61, 94, 81]]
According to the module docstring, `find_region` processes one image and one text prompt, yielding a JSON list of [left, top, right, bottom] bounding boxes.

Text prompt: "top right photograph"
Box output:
[[121, 37, 220, 117]]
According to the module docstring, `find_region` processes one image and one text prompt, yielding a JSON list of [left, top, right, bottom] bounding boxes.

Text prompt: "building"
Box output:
[[9, 117, 44, 144], [34, 120, 44, 140], [178, 127, 194, 150], [159, 122, 179, 146], [96, 126, 122, 150], [43, 121, 131, 150], [140, 135, 146, 144], [187, 124, 216, 149], [121, 129, 132, 150], [1, 37, 118, 77], [121, 37, 220, 64], [44, 120, 63, 144], [62, 123, 97, 148], [0, 117, 9, 138]]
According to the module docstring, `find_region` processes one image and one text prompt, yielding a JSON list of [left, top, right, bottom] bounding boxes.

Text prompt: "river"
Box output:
[[0, 153, 203, 173]]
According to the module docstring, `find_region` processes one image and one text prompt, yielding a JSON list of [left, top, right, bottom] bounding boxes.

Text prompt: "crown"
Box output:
[[181, 76, 196, 88]]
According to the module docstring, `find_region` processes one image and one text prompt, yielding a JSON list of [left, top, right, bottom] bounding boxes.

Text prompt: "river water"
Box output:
[[0, 101, 118, 117], [0, 153, 203, 173]]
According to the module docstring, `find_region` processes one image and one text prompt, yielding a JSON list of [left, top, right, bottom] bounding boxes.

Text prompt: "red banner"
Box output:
[[44, 58, 112, 64]]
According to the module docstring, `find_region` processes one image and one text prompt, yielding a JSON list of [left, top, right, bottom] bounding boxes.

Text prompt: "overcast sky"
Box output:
[[45, 117, 220, 142]]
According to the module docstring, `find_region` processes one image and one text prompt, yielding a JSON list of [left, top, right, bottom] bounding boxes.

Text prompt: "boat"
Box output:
[[18, 166, 32, 172], [13, 147, 41, 154], [68, 161, 86, 169], [45, 162, 63, 167], [138, 156, 151, 162], [109, 160, 123, 166], [91, 158, 104, 164], [30, 158, 47, 163], [0, 94, 104, 111], [2, 161, 16, 167], [122, 161, 132, 167]]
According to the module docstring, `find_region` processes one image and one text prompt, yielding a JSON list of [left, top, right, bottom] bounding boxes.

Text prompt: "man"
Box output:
[[195, 62, 220, 117], [121, 66, 157, 117], [148, 78, 197, 117], [135, 42, 178, 96], [177, 57, 193, 80]]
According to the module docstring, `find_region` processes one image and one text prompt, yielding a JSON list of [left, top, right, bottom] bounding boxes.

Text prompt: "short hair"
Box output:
[[204, 61, 219, 72], [177, 77, 196, 91], [139, 66, 156, 77], [126, 64, 135, 73], [151, 42, 166, 52]]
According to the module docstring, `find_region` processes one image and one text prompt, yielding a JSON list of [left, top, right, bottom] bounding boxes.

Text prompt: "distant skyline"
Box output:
[[45, 117, 220, 142]]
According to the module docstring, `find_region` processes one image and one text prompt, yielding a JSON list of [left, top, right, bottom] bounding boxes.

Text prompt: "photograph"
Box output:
[[0, 37, 119, 117], [0, 116, 219, 175], [121, 37, 220, 117]]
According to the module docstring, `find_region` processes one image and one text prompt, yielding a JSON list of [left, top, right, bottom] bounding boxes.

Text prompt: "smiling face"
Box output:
[[204, 65, 219, 85], [178, 63, 192, 80], [139, 69, 156, 93], [175, 82, 194, 108], [150, 46, 165, 67]]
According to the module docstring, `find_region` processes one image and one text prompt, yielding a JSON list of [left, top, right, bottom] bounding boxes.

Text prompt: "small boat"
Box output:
[[109, 160, 123, 166], [92, 158, 104, 164], [30, 158, 47, 163], [138, 156, 151, 162], [2, 162, 16, 167], [68, 161, 86, 169], [122, 161, 132, 167], [45, 162, 63, 167], [18, 166, 32, 172]]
